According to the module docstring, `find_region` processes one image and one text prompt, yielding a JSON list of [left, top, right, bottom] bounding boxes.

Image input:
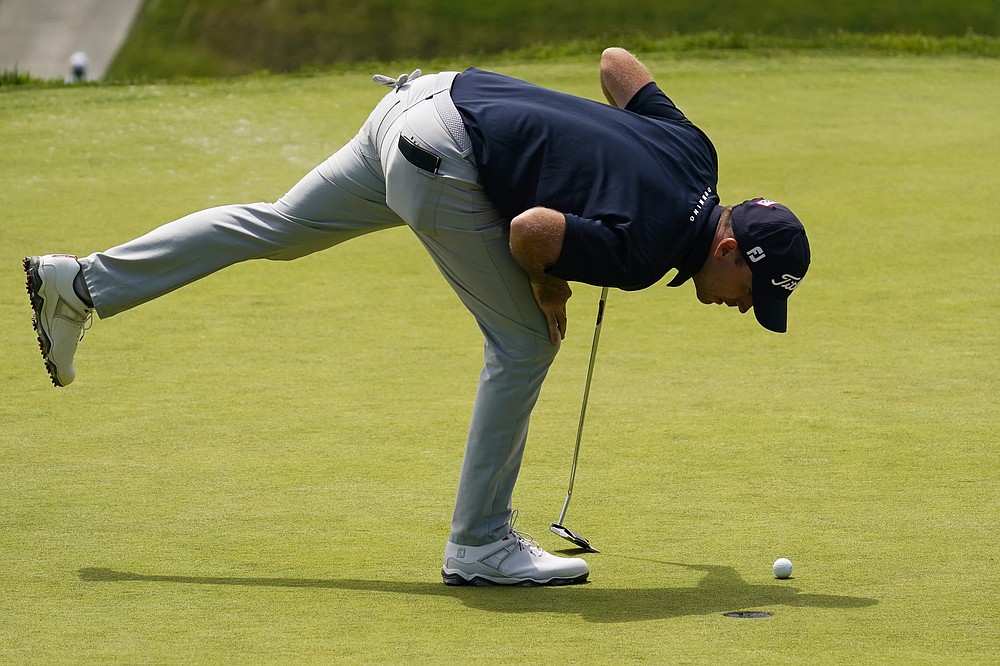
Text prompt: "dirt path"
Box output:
[[0, 0, 142, 80]]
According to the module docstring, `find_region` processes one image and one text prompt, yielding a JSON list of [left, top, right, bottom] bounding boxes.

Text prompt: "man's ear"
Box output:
[[716, 237, 739, 259]]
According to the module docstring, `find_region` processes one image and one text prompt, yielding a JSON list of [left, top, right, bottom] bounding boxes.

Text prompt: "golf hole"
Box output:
[[723, 611, 774, 619]]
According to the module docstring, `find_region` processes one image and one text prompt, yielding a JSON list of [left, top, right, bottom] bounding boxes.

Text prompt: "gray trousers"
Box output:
[[79, 72, 558, 546]]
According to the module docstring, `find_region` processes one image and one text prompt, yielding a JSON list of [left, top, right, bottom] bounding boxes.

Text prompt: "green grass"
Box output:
[[0, 66, 37, 86], [2, 50, 999, 662]]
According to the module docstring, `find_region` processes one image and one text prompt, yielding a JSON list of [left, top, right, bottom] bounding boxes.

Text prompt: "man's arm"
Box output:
[[600, 47, 654, 108], [509, 207, 572, 346], [509, 49, 652, 344]]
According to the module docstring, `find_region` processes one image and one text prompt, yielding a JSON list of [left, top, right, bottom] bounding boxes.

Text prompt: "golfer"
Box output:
[[23, 48, 810, 586]]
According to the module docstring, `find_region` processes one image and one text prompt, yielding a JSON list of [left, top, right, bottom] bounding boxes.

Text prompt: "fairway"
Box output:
[[2, 51, 998, 662]]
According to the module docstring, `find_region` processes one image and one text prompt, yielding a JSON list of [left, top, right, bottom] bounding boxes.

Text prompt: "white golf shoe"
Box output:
[[23, 255, 93, 387], [442, 523, 590, 586]]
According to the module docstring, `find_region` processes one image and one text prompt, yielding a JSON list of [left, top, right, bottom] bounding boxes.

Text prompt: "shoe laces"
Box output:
[[79, 311, 93, 341], [508, 510, 543, 557]]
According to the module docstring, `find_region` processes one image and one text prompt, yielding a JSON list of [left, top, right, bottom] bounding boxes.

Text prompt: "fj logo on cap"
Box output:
[[772, 274, 802, 292], [747, 246, 766, 263], [755, 199, 778, 207]]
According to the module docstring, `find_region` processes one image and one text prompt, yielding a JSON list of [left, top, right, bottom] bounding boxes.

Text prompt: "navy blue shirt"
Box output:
[[451, 67, 720, 290]]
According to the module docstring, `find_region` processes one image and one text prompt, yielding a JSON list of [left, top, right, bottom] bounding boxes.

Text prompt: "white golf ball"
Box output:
[[773, 557, 793, 579]]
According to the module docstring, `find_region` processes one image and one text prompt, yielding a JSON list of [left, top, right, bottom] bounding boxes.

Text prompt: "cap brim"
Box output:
[[752, 277, 788, 333]]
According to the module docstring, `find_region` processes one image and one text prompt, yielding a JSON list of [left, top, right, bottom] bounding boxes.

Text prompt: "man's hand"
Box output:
[[528, 273, 572, 346], [509, 207, 572, 345], [600, 47, 654, 108]]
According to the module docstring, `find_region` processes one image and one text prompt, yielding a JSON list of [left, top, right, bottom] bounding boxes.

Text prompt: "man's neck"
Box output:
[[692, 206, 734, 283]]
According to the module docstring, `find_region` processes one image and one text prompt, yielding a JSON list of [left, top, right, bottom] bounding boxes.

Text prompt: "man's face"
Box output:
[[693, 256, 754, 314]]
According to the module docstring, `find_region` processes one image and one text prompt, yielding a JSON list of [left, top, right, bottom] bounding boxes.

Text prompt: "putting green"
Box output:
[[2, 51, 997, 662]]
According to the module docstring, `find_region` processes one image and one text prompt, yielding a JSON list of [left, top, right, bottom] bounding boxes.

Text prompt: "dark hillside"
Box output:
[[109, 0, 1000, 79]]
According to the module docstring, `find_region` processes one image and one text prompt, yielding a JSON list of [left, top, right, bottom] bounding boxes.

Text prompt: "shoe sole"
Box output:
[[23, 256, 62, 387], [441, 569, 589, 587]]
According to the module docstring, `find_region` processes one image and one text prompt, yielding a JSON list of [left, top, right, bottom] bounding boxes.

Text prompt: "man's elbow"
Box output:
[[601, 47, 630, 67], [509, 208, 566, 271]]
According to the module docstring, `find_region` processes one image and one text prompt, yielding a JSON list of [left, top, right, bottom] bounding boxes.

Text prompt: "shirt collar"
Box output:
[[667, 202, 721, 287]]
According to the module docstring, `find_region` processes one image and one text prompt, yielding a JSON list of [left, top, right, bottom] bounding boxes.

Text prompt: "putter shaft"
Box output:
[[553, 286, 608, 545]]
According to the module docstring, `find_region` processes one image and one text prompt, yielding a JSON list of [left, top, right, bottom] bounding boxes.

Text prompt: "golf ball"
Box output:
[[773, 557, 793, 579]]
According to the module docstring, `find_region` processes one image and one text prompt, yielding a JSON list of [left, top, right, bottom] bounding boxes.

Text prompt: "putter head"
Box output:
[[550, 523, 600, 553]]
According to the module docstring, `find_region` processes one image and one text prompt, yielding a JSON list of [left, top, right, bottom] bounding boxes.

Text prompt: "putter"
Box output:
[[550, 286, 608, 553]]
